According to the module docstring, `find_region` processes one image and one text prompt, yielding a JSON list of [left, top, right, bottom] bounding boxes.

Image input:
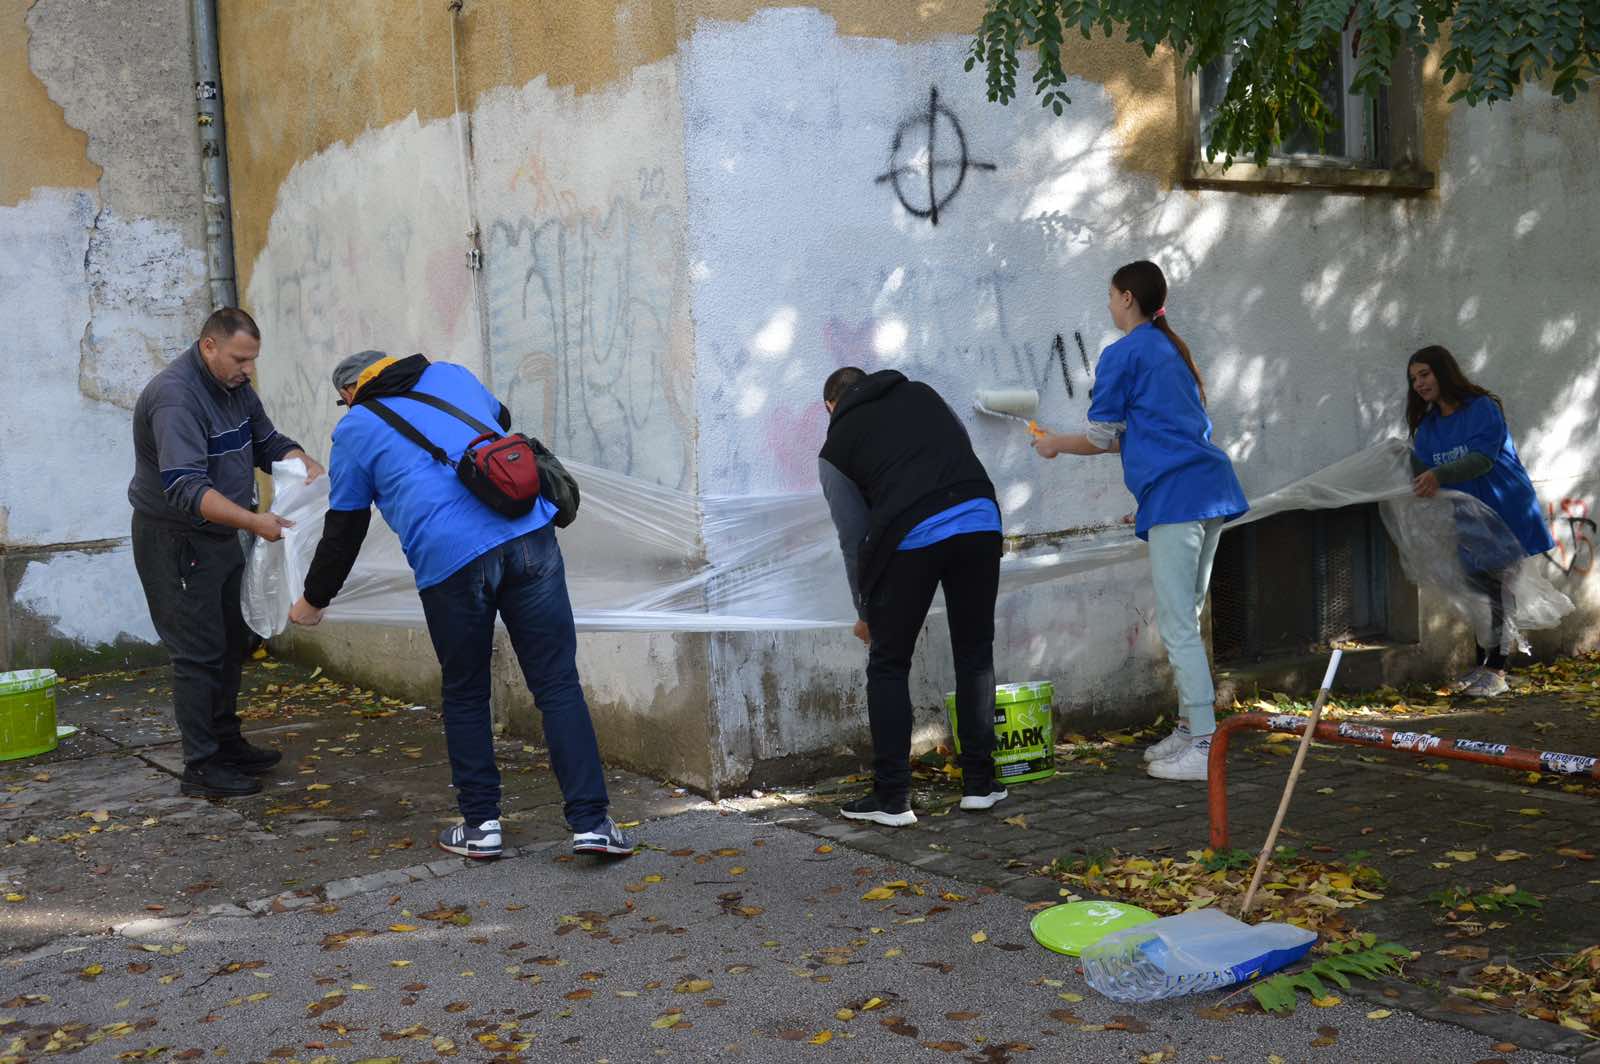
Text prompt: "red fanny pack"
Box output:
[[364, 392, 542, 519]]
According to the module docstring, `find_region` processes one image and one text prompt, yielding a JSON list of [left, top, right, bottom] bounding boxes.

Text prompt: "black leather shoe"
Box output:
[[219, 739, 282, 775], [180, 760, 263, 798]]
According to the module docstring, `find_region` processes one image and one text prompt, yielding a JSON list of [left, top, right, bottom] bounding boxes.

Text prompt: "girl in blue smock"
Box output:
[[1033, 260, 1247, 782], [1406, 345, 1554, 698]]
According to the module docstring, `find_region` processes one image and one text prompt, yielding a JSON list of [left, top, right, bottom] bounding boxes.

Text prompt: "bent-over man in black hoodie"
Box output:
[[818, 367, 1006, 827]]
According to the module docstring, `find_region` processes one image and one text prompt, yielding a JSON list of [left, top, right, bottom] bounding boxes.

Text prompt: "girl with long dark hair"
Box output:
[[1406, 345, 1553, 696], [1033, 260, 1247, 781]]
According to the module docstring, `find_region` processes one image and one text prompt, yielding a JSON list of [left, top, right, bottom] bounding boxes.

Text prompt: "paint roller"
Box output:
[[974, 388, 1048, 438]]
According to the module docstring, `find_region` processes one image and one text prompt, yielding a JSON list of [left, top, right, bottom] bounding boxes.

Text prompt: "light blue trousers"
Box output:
[[1147, 518, 1225, 737]]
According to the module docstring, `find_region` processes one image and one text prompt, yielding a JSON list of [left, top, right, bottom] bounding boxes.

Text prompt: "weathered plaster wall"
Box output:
[[679, 9, 1599, 779], [0, 0, 207, 670], [222, 1, 1598, 790]]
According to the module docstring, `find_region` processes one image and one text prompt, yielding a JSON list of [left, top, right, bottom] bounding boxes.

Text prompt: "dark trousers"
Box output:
[[418, 524, 608, 832], [131, 513, 249, 766], [1468, 569, 1508, 669], [864, 531, 1002, 800]]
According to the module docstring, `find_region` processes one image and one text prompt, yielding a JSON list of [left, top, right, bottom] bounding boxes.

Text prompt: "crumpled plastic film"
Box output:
[[242, 458, 330, 638], [243, 438, 1573, 644]]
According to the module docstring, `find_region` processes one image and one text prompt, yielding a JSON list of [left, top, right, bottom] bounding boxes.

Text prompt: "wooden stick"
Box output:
[[1239, 649, 1343, 919]]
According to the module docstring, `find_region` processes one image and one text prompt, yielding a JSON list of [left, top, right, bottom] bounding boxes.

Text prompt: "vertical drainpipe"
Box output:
[[445, 1, 504, 727], [192, 0, 237, 310]]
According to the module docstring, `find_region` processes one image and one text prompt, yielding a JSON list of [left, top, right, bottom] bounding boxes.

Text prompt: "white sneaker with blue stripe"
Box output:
[[438, 819, 502, 859], [572, 816, 637, 857]]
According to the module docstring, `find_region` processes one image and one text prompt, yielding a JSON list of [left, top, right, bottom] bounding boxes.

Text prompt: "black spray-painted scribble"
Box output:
[[1052, 333, 1072, 398], [875, 87, 996, 226]]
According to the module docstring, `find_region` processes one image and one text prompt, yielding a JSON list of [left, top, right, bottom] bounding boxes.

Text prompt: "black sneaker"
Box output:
[[179, 760, 263, 799], [572, 817, 637, 857], [438, 819, 503, 859], [219, 739, 282, 775], [840, 794, 916, 828]]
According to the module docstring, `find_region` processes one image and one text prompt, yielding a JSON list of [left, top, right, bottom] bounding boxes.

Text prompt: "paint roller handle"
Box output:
[[1320, 648, 1343, 692]]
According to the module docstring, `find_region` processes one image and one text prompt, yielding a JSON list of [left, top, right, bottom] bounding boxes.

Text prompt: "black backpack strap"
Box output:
[[363, 400, 452, 466], [389, 391, 501, 437]]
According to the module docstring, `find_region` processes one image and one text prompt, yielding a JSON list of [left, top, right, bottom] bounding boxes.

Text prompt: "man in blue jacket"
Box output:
[[287, 349, 634, 861], [129, 307, 324, 799], [819, 367, 1005, 827]]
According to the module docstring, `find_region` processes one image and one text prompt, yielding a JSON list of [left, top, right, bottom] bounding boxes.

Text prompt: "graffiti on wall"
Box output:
[[485, 157, 692, 490], [1547, 497, 1595, 576], [874, 86, 996, 226]]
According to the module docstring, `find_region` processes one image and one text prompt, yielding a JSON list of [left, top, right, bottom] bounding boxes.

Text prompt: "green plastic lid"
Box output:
[[0, 670, 56, 696], [1030, 900, 1158, 956]]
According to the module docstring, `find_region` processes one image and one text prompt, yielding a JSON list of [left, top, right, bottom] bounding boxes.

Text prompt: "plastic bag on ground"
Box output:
[[241, 459, 330, 638], [1081, 908, 1317, 1003]]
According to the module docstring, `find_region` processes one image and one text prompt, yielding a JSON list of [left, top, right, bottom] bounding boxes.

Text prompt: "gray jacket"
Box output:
[[818, 456, 870, 620], [128, 343, 301, 534]]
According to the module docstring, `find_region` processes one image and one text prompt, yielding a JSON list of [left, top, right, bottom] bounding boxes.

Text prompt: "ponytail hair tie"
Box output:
[[1153, 307, 1166, 319]]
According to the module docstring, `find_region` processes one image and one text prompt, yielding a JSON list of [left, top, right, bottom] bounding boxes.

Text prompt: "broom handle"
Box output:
[[1239, 649, 1343, 919]]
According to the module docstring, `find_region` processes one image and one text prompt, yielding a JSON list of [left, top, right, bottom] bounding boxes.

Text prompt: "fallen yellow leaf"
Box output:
[[388, 924, 418, 932], [390, 960, 411, 967], [862, 997, 885, 1010], [674, 978, 713, 993], [1493, 850, 1532, 862], [971, 931, 988, 943], [809, 1030, 833, 1044], [1516, 808, 1545, 817], [860, 887, 896, 901], [1310, 995, 1341, 1007], [306, 783, 331, 791], [1058, 992, 1084, 1002], [1444, 850, 1478, 863], [651, 1012, 684, 1029], [3, 893, 24, 903], [1366, 1009, 1392, 1020], [835, 1008, 855, 1021]]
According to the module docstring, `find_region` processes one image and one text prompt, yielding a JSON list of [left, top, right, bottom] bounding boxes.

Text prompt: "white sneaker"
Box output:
[[1147, 737, 1210, 781], [1461, 670, 1509, 698], [1447, 666, 1487, 693], [1144, 723, 1192, 763], [959, 788, 1009, 811]]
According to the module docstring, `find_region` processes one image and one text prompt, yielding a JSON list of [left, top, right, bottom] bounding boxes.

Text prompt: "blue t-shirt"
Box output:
[[1413, 396, 1554, 557], [1088, 323, 1248, 540], [327, 362, 556, 590], [898, 498, 1002, 551]]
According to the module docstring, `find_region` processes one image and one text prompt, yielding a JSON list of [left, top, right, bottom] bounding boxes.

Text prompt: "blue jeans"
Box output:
[[418, 524, 608, 832]]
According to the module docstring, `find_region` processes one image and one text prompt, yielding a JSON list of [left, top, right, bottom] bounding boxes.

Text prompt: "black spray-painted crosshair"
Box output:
[[874, 86, 997, 226]]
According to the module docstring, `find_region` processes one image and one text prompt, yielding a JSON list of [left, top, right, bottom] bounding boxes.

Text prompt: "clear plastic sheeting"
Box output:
[[242, 459, 329, 638], [243, 438, 1573, 644]]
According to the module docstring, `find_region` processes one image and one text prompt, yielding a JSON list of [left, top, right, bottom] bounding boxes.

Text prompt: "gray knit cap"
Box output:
[[331, 350, 389, 397]]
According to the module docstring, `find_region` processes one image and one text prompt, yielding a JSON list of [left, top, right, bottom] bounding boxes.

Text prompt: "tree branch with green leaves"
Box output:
[[965, 1, 1599, 165]]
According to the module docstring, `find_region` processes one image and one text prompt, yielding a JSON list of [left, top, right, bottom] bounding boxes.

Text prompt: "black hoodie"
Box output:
[[818, 370, 995, 602]]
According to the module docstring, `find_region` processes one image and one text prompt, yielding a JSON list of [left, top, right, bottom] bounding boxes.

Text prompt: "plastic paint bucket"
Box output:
[[0, 670, 59, 762], [945, 680, 1055, 784]]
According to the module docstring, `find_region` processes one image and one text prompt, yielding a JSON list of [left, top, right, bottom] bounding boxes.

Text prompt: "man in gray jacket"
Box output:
[[129, 308, 324, 798]]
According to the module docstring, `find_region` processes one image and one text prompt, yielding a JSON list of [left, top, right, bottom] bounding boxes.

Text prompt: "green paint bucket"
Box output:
[[0, 669, 59, 762], [944, 681, 1055, 784]]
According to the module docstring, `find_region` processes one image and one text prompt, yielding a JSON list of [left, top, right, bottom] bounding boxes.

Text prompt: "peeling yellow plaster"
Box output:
[[0, 0, 100, 205], [219, 0, 1181, 301]]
